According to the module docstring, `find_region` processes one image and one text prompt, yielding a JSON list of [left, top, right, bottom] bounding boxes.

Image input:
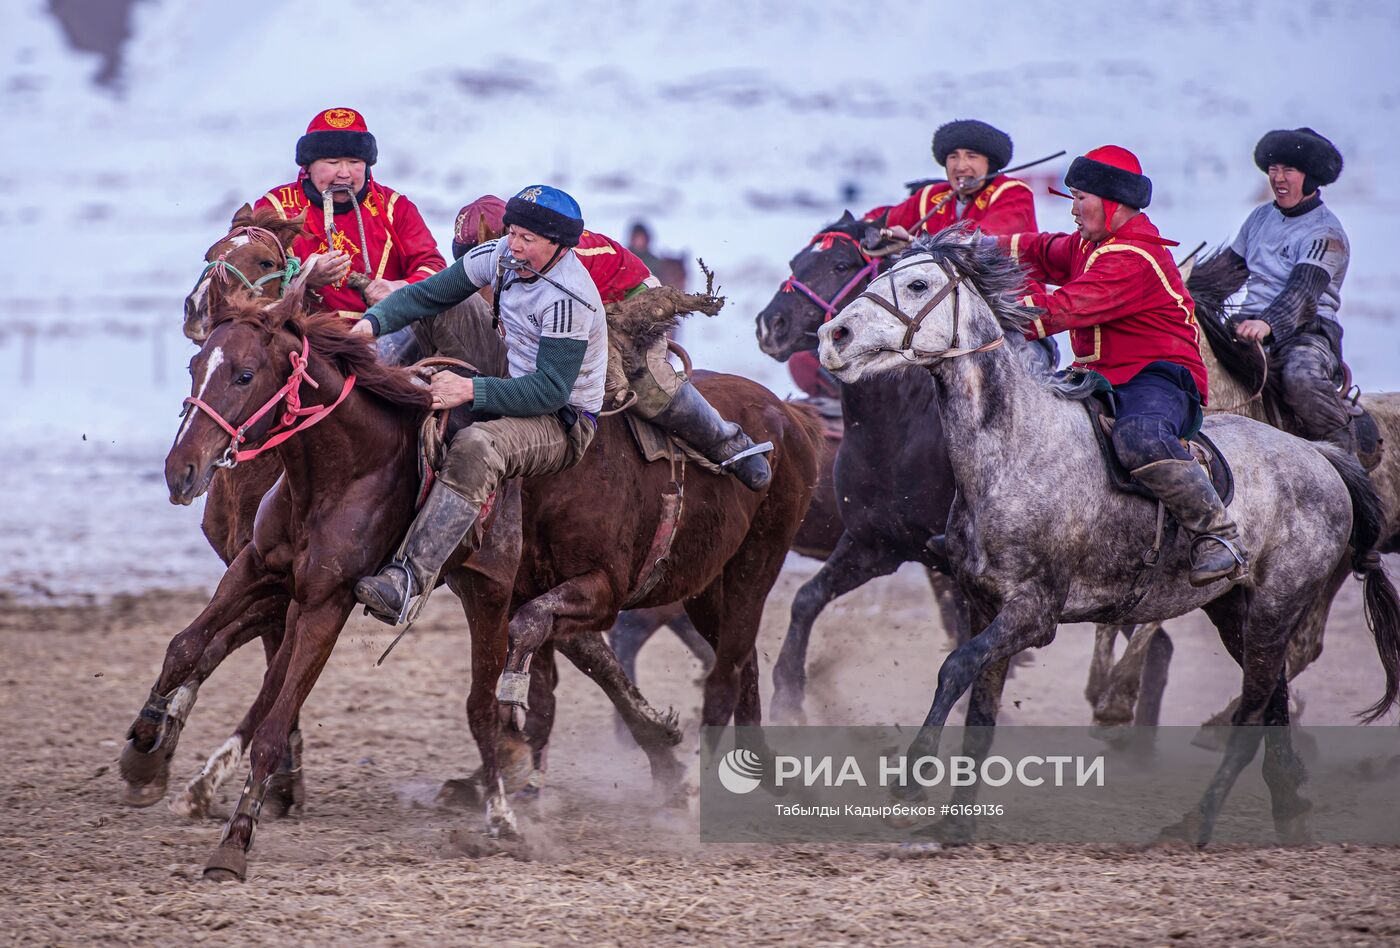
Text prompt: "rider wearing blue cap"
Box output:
[[351, 185, 768, 624]]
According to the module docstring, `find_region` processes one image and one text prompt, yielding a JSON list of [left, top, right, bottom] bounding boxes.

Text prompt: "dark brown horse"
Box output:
[[149, 295, 821, 880], [753, 214, 1065, 722]]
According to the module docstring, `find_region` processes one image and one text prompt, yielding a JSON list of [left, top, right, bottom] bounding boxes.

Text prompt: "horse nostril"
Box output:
[[831, 325, 850, 344], [183, 464, 196, 491]]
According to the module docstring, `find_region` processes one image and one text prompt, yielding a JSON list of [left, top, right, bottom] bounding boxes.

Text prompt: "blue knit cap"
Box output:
[[503, 185, 585, 247]]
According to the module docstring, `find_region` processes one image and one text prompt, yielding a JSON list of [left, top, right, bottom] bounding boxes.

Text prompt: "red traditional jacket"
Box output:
[[1000, 214, 1207, 401], [865, 175, 1037, 237], [573, 230, 652, 304], [254, 176, 446, 314]]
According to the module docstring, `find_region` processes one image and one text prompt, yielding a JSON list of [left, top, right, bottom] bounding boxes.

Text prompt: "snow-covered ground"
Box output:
[[3, 0, 1399, 600]]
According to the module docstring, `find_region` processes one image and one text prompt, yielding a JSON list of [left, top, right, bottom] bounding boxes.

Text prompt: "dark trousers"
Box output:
[[1277, 331, 1350, 440], [1110, 361, 1202, 471]]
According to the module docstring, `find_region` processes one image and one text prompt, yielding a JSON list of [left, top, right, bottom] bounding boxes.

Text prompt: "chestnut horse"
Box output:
[[117, 206, 313, 816], [153, 296, 821, 881]]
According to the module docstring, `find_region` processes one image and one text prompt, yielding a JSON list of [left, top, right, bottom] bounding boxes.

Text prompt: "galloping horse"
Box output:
[[820, 233, 1400, 845], [118, 206, 315, 816], [1088, 251, 1400, 734], [754, 213, 1054, 723], [153, 294, 821, 880]]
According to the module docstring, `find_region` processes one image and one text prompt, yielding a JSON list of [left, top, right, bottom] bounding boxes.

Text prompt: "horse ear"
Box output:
[[271, 209, 309, 248], [837, 210, 856, 224], [230, 202, 255, 229]]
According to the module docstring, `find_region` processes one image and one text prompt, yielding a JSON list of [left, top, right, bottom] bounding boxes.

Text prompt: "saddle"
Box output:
[[1083, 393, 1235, 506]]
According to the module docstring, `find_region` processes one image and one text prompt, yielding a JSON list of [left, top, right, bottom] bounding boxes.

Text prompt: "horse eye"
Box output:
[[260, 260, 275, 270], [908, 279, 929, 293], [234, 371, 255, 386]]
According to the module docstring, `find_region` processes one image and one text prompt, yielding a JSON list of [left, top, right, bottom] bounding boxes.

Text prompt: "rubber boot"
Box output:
[[355, 482, 479, 624], [646, 380, 773, 491], [1131, 458, 1248, 587]]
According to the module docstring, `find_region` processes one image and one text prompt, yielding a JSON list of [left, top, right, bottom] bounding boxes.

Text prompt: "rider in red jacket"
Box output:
[[1002, 146, 1244, 588], [790, 120, 1039, 400], [254, 108, 445, 317]]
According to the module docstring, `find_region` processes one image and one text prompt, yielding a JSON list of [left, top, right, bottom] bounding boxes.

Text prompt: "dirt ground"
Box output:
[[3, 560, 1399, 945]]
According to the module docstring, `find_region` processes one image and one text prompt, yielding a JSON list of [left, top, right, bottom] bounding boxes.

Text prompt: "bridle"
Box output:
[[181, 334, 356, 468], [780, 231, 883, 323], [852, 253, 1006, 362], [191, 225, 301, 299]]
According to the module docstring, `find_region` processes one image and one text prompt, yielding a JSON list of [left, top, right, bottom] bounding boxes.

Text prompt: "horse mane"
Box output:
[[1187, 248, 1268, 393], [210, 300, 432, 416], [904, 229, 1105, 401]]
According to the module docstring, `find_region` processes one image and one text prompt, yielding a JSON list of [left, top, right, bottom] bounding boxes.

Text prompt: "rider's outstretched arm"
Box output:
[[362, 263, 480, 336]]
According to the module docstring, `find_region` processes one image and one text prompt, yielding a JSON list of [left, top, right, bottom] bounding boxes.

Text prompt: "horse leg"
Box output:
[[1134, 626, 1174, 727], [171, 600, 300, 820], [204, 595, 352, 882], [1193, 563, 1345, 748], [1091, 621, 1168, 732], [120, 553, 281, 806], [555, 632, 686, 801], [1085, 624, 1127, 712], [1260, 672, 1312, 844], [902, 595, 1055, 776], [496, 571, 614, 732], [925, 567, 970, 647], [435, 568, 534, 838], [260, 611, 307, 820], [771, 532, 902, 724], [607, 608, 668, 744], [923, 656, 1012, 846], [1161, 587, 1294, 847]]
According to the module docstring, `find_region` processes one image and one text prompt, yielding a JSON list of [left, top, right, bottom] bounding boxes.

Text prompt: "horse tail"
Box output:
[[1319, 444, 1400, 722]]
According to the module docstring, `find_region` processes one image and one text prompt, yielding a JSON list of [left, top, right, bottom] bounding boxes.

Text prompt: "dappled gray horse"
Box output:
[[819, 232, 1400, 845]]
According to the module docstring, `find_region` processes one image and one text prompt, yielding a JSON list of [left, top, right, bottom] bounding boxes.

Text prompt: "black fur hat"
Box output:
[[931, 120, 1013, 172], [1254, 127, 1343, 188]]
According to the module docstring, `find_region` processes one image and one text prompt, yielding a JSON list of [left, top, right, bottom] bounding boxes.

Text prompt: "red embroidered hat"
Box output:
[[295, 108, 378, 167], [452, 195, 508, 257]]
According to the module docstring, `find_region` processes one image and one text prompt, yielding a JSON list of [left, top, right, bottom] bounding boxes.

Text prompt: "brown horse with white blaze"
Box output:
[[151, 292, 822, 881]]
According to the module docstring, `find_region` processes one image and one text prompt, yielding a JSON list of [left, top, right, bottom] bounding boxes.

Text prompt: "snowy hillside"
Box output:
[[2, 0, 1399, 598]]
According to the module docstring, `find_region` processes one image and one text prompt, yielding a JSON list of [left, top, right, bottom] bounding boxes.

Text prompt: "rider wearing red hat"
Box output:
[[1001, 145, 1245, 588], [253, 107, 445, 317]]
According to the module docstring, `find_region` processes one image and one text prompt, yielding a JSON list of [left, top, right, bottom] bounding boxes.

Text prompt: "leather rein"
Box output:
[[853, 254, 1006, 362], [181, 334, 356, 468]]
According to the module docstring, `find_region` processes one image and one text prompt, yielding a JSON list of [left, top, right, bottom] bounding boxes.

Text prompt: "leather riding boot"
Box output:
[[354, 482, 479, 625], [1131, 458, 1248, 587], [646, 380, 774, 491]]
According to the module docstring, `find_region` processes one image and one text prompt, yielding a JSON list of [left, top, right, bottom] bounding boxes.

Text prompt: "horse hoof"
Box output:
[[202, 844, 248, 883], [263, 771, 304, 820], [436, 778, 483, 810], [122, 777, 169, 808], [769, 697, 807, 727], [168, 785, 212, 821], [118, 741, 170, 807], [1087, 722, 1134, 747]]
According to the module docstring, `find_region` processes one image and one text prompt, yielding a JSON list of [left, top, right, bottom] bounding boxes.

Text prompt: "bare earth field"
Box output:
[[3, 561, 1399, 945]]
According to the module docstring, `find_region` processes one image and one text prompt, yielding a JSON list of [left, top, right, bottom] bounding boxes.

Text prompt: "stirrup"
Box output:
[[361, 559, 418, 626], [720, 440, 774, 467], [1192, 534, 1247, 568]]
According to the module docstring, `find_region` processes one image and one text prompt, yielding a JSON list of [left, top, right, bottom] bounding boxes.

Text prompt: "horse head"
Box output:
[[819, 230, 1034, 384], [754, 210, 894, 362], [167, 293, 307, 504], [183, 203, 307, 343]]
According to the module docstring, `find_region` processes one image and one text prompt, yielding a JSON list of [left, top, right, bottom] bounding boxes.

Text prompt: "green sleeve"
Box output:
[[364, 262, 481, 336], [471, 336, 587, 417]]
